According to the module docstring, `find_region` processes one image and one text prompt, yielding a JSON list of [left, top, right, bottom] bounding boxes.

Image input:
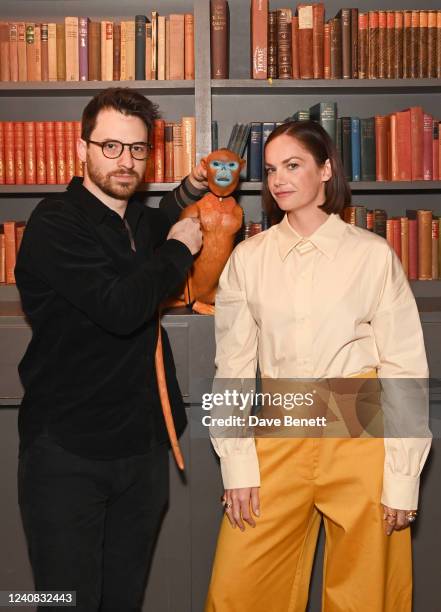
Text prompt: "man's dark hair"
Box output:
[[81, 87, 160, 141], [262, 120, 352, 225]]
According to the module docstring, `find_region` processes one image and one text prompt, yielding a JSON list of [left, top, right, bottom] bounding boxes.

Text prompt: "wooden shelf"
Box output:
[[0, 183, 180, 195], [211, 78, 441, 95], [238, 181, 441, 192], [0, 80, 195, 97]]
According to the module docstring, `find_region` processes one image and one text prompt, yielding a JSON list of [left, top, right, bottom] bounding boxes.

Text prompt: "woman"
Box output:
[[205, 121, 431, 611]]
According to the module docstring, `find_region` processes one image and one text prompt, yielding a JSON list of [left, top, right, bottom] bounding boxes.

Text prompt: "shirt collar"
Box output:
[[276, 212, 347, 261], [66, 177, 144, 229]]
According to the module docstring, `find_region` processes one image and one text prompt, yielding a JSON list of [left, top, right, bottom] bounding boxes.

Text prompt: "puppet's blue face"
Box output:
[[209, 160, 240, 188]]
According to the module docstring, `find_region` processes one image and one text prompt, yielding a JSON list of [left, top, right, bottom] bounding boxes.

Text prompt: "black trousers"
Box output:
[[18, 432, 169, 612]]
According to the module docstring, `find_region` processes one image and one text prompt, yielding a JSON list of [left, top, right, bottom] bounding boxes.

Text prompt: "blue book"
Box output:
[[247, 123, 263, 182], [351, 117, 361, 182], [262, 122, 276, 177]]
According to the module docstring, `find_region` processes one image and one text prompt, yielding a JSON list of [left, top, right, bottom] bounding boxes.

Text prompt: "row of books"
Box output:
[[344, 206, 441, 280], [0, 220, 25, 284], [0, 118, 196, 185], [0, 14, 194, 83], [249, 2, 441, 79]]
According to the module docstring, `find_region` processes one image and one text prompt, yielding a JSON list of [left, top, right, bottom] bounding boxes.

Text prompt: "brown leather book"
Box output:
[[54, 121, 66, 184], [47, 23, 57, 81], [113, 23, 121, 81], [210, 0, 229, 79], [389, 113, 398, 181], [4, 221, 24, 284], [297, 5, 312, 79], [378, 11, 387, 79], [423, 113, 433, 180], [432, 220, 439, 279], [0, 123, 4, 184], [396, 110, 411, 181], [164, 122, 174, 182], [386, 12, 394, 79], [400, 217, 409, 276], [375, 115, 389, 181], [268, 11, 278, 78], [313, 3, 324, 79], [56, 23, 66, 80], [40, 24, 49, 81], [407, 106, 424, 180], [150, 11, 158, 80], [330, 17, 342, 79], [24, 122, 36, 184], [0, 228, 5, 283], [417, 210, 432, 280], [154, 119, 165, 182], [172, 123, 183, 181], [437, 12, 441, 78], [17, 23, 27, 81], [277, 8, 292, 79], [323, 22, 330, 79], [251, 0, 268, 79], [65, 17, 79, 81], [14, 122, 25, 185], [433, 121, 439, 180], [428, 11, 437, 78], [170, 14, 185, 80], [394, 11, 404, 79], [351, 8, 358, 78], [182, 116, 196, 176], [418, 11, 428, 78], [9, 24, 19, 82], [408, 218, 418, 280], [0, 23, 10, 81], [64, 121, 76, 183], [88, 21, 101, 81], [44, 122, 56, 184], [410, 11, 419, 79], [338, 8, 351, 79], [184, 14, 195, 80], [74, 121, 82, 177], [4, 122, 15, 185], [35, 121, 46, 185], [368, 11, 379, 79], [291, 16, 300, 79], [358, 13, 368, 79], [403, 11, 412, 78]]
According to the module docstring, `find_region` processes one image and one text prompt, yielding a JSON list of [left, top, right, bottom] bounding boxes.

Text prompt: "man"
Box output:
[[15, 88, 206, 611]]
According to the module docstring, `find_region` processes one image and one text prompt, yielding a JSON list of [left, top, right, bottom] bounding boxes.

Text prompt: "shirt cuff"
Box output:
[[220, 449, 261, 490], [381, 470, 420, 510]]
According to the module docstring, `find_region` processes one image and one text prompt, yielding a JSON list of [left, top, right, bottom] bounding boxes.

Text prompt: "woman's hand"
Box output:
[[223, 487, 261, 531], [382, 504, 417, 536]]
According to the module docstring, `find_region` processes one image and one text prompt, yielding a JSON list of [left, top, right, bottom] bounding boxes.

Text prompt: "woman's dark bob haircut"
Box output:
[[262, 120, 351, 225]]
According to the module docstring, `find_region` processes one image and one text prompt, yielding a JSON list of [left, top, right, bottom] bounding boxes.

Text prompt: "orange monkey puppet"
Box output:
[[176, 148, 245, 315]]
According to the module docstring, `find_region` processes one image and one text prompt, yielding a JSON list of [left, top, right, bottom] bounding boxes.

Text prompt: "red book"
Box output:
[[74, 121, 82, 177], [13, 122, 25, 185], [389, 114, 398, 182], [313, 3, 325, 79], [408, 107, 424, 180], [396, 110, 411, 181], [4, 122, 15, 184], [44, 121, 57, 185], [375, 115, 389, 181], [298, 5, 313, 79], [35, 121, 46, 184], [323, 22, 330, 79], [64, 122, 76, 182], [54, 122, 66, 184], [423, 114, 433, 180], [0, 123, 4, 184], [408, 219, 418, 280], [291, 16, 300, 79], [4, 221, 22, 284], [433, 122, 439, 181], [9, 24, 19, 82], [386, 219, 394, 248], [153, 119, 165, 183], [392, 218, 401, 259], [0, 23, 10, 81], [24, 122, 36, 184]]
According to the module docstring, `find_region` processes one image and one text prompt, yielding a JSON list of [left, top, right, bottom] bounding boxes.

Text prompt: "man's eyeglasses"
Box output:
[[87, 140, 153, 160]]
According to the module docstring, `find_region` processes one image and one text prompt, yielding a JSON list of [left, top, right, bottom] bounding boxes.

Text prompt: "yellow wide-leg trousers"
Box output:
[[205, 437, 412, 612]]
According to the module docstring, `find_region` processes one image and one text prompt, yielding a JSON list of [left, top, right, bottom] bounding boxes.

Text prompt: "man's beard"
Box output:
[[86, 156, 144, 200]]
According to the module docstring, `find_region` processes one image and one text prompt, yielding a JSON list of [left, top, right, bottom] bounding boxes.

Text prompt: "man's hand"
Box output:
[[188, 161, 208, 190], [167, 218, 202, 255], [223, 487, 261, 531]]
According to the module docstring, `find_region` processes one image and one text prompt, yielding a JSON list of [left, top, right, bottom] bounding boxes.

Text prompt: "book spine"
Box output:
[[64, 121, 76, 182], [389, 114, 398, 181], [423, 114, 433, 180], [44, 121, 56, 184], [74, 121, 82, 177], [323, 22, 330, 79], [312, 3, 324, 79], [268, 11, 278, 79], [428, 11, 437, 78], [4, 122, 15, 184], [341, 117, 352, 181], [0, 123, 4, 184], [135, 15, 147, 80], [368, 11, 379, 79], [0, 23, 10, 81], [411, 107, 424, 180], [251, 0, 268, 79], [340, 9, 351, 80], [291, 16, 300, 79], [377, 10, 386, 79], [47, 24, 57, 81], [35, 121, 46, 184], [17, 23, 27, 81], [330, 17, 342, 79], [79, 17, 89, 81], [396, 110, 411, 181], [0, 230, 5, 283], [120, 22, 127, 80], [432, 220, 439, 279], [433, 121, 439, 180], [394, 11, 404, 79], [211, 0, 229, 79], [277, 8, 292, 79], [247, 122, 263, 181], [14, 122, 25, 185], [359, 117, 375, 181], [437, 11, 441, 78], [182, 116, 196, 177], [9, 24, 19, 82], [26, 24, 36, 81], [157, 17, 166, 80], [113, 23, 121, 81], [351, 118, 361, 181], [392, 218, 401, 259], [88, 22, 101, 81], [164, 122, 174, 182], [374, 209, 387, 238], [400, 217, 409, 276], [154, 119, 165, 182], [24, 121, 36, 184], [351, 8, 358, 78], [172, 123, 183, 182], [418, 11, 428, 78], [54, 121, 66, 184], [310, 102, 336, 144], [386, 11, 394, 79], [169, 15, 185, 80], [418, 210, 432, 280], [403, 11, 412, 78], [410, 11, 419, 79], [40, 23, 49, 81], [4, 222, 17, 284], [408, 218, 418, 280], [56, 23, 66, 80], [184, 14, 195, 80], [65, 17, 79, 81]]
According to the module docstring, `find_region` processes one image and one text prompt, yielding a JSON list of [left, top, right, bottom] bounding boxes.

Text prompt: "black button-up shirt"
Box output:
[[15, 177, 195, 459]]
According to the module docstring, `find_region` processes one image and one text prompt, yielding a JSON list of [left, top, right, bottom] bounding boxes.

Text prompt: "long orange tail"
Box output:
[[155, 315, 185, 470]]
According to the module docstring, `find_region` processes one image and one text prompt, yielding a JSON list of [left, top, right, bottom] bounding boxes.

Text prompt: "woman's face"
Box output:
[[264, 134, 331, 215]]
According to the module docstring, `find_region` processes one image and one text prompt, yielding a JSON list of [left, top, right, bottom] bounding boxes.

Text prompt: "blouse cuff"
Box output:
[[220, 449, 261, 490], [381, 471, 420, 510]]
